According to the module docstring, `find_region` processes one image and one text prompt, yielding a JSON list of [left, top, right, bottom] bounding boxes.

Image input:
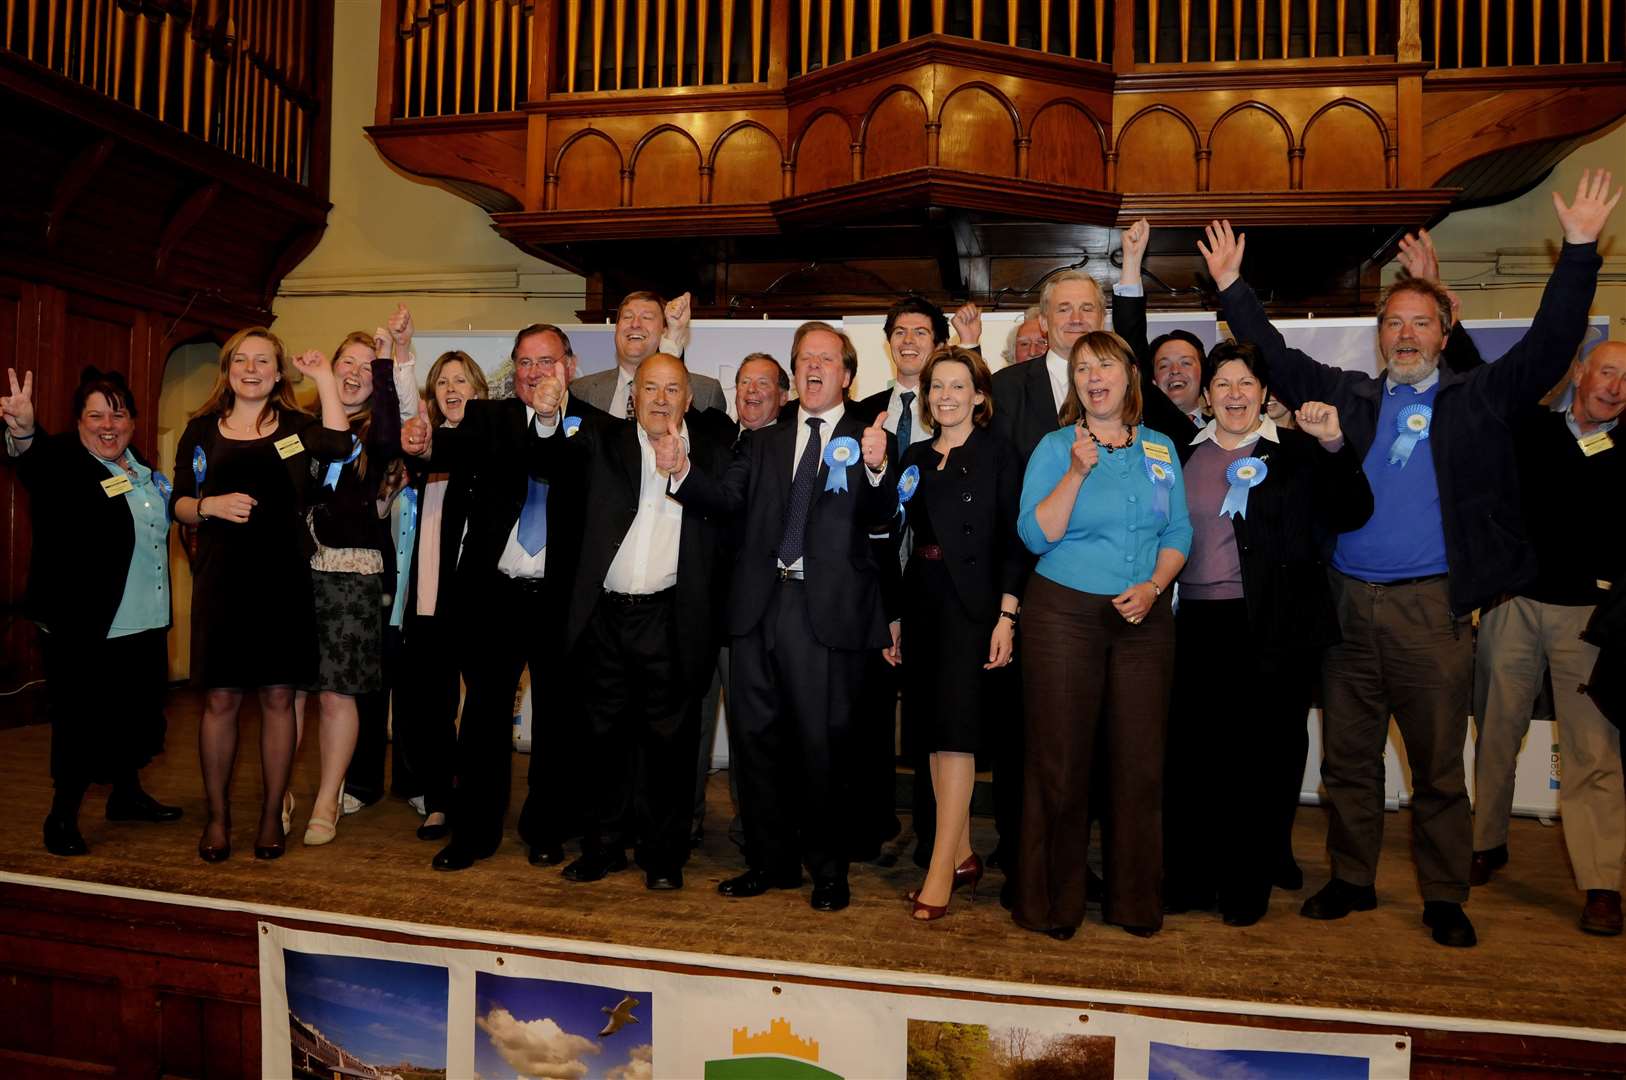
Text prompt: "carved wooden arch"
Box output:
[[935, 80, 1024, 139], [1301, 97, 1391, 150], [856, 83, 931, 144], [629, 122, 705, 172], [550, 127, 625, 176], [706, 120, 787, 169], [1113, 103, 1202, 154], [1206, 100, 1296, 151], [1028, 97, 1109, 150], [789, 106, 857, 162]]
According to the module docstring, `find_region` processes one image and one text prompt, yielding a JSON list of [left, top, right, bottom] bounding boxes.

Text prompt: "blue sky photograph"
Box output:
[[284, 950, 448, 1069], [1148, 1042, 1369, 1080], [474, 970, 653, 1080]]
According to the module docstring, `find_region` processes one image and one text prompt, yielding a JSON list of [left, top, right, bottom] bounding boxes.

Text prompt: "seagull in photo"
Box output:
[[599, 995, 641, 1038]]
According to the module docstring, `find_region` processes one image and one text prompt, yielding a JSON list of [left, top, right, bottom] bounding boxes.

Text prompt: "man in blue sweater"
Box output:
[[1199, 169, 1620, 947]]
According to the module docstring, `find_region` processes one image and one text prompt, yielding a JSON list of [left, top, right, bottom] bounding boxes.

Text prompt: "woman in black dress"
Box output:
[[898, 346, 1026, 920], [2, 366, 183, 856], [170, 328, 351, 861]]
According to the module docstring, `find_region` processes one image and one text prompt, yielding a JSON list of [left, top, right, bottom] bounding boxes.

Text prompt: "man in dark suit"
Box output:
[[527, 354, 733, 889], [668, 322, 898, 911], [401, 323, 587, 871], [570, 291, 728, 416]]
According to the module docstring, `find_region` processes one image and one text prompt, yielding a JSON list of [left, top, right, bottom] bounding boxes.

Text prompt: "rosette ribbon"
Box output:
[[563, 416, 582, 438], [1220, 457, 1268, 519], [1143, 454, 1175, 520], [191, 445, 207, 487], [323, 436, 362, 489], [153, 471, 173, 522], [823, 436, 860, 493], [895, 463, 921, 518], [1387, 403, 1431, 468]]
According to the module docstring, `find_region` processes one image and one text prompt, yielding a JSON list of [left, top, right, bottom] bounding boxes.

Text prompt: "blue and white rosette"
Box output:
[[563, 415, 582, 438], [1219, 456, 1268, 518], [823, 436, 860, 493], [895, 463, 921, 518], [322, 435, 362, 489], [152, 471, 173, 521], [191, 445, 207, 488], [1143, 454, 1175, 520], [1387, 403, 1431, 467]]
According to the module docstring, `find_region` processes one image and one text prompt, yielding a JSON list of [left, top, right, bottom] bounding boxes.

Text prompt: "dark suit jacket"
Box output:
[[899, 425, 1028, 621], [529, 406, 733, 691], [8, 431, 168, 641], [571, 366, 728, 415], [401, 455, 475, 620], [855, 386, 908, 619], [672, 403, 898, 651]]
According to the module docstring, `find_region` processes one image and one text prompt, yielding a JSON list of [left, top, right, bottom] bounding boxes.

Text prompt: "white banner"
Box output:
[[260, 923, 1410, 1080]]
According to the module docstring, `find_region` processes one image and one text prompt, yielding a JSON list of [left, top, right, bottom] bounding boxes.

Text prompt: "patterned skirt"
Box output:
[[310, 569, 384, 695]]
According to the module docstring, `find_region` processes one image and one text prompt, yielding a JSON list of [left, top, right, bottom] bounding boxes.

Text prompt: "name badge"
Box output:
[[101, 473, 134, 497], [1141, 440, 1172, 464], [1578, 430, 1614, 457], [275, 434, 305, 459]]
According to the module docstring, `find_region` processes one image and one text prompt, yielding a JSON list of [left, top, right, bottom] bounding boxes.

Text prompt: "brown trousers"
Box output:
[[1015, 574, 1176, 933]]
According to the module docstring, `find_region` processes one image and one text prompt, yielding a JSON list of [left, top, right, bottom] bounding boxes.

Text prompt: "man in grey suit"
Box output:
[[571, 290, 728, 417]]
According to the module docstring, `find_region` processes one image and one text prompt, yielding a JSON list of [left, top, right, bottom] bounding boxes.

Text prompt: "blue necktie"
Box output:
[[517, 477, 549, 556], [896, 390, 915, 454], [776, 417, 824, 566]]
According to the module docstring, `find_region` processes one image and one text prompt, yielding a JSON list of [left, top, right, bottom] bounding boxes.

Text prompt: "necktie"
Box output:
[[517, 477, 549, 556], [776, 417, 824, 567], [897, 390, 914, 454], [624, 377, 635, 419]]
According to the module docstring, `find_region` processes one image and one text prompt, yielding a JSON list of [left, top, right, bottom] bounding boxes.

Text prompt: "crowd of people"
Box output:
[[3, 170, 1620, 948]]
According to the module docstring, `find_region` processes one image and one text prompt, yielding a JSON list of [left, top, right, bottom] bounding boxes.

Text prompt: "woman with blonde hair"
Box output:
[[170, 327, 351, 861]]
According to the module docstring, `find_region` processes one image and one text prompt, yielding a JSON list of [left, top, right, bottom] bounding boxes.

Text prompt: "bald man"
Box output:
[[1472, 339, 1626, 936]]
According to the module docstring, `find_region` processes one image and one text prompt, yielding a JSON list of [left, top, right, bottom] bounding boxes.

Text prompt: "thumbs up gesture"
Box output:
[[532, 373, 565, 420], [1069, 422, 1099, 479], [861, 411, 889, 472], [654, 431, 687, 479], [403, 399, 432, 458]]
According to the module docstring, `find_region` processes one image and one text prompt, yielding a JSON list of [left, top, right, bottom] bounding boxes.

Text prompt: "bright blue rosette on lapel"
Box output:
[[1388, 403, 1431, 467], [153, 471, 173, 521], [1143, 454, 1175, 520], [322, 435, 362, 489], [1220, 456, 1268, 518], [823, 436, 860, 493], [191, 445, 207, 488], [895, 463, 921, 518], [563, 416, 582, 437]]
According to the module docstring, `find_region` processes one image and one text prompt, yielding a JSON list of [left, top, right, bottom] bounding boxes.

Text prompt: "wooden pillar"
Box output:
[[1396, 74, 1422, 187], [1113, 0, 1136, 67]]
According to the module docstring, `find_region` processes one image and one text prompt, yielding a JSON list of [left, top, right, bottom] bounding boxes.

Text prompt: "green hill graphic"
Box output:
[[704, 1055, 844, 1079]]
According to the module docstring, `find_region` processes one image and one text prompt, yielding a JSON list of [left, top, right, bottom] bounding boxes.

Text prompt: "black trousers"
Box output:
[[1164, 598, 1314, 915], [346, 623, 405, 805], [42, 627, 167, 790], [729, 580, 867, 882], [852, 652, 902, 857], [578, 589, 697, 874], [452, 573, 571, 855], [390, 612, 462, 816]]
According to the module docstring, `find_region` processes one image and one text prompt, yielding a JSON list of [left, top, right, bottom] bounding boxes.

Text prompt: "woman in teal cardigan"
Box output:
[[1012, 330, 1191, 940]]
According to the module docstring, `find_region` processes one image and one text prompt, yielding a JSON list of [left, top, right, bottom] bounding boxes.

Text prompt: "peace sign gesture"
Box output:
[[1, 368, 36, 439]]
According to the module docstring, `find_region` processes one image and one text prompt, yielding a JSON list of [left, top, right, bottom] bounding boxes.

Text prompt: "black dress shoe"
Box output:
[[718, 869, 803, 897], [645, 869, 683, 890], [1122, 925, 1158, 938], [1423, 901, 1477, 947], [43, 815, 88, 857], [1274, 858, 1304, 892], [1468, 844, 1508, 887], [1222, 904, 1268, 927], [527, 842, 565, 866], [1046, 926, 1076, 941], [1300, 878, 1378, 920], [198, 839, 231, 863], [433, 843, 488, 871], [810, 877, 850, 911], [999, 878, 1017, 911], [562, 850, 629, 883], [105, 792, 183, 823]]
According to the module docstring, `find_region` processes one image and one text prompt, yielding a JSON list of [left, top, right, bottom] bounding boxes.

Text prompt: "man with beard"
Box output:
[[571, 291, 727, 417]]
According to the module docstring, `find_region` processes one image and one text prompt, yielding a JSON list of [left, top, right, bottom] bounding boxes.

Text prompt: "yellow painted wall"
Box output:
[[268, 0, 585, 357]]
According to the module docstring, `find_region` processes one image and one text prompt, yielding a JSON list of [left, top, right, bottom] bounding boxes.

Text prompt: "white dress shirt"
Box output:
[[611, 365, 637, 419], [781, 402, 888, 572], [497, 403, 548, 579], [603, 422, 687, 595], [880, 382, 932, 446], [1044, 349, 1070, 416], [1188, 415, 1282, 450]]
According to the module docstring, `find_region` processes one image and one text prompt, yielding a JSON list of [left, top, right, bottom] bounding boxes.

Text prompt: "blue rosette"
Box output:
[[1219, 456, 1268, 518], [322, 435, 362, 489], [1143, 453, 1175, 520], [823, 435, 860, 493], [191, 445, 207, 488], [895, 463, 921, 519], [563, 415, 582, 438], [152, 471, 173, 503], [1387, 403, 1431, 467]]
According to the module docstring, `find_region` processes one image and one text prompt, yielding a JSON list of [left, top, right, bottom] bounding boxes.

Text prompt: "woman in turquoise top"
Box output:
[[1, 366, 184, 857], [1012, 330, 1191, 940]]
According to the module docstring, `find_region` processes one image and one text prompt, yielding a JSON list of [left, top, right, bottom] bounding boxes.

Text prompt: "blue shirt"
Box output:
[[1018, 425, 1192, 595], [388, 486, 419, 629], [1332, 376, 1449, 582], [101, 451, 170, 638]]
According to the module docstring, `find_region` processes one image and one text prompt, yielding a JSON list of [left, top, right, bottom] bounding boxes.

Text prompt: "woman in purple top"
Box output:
[[1164, 340, 1373, 925]]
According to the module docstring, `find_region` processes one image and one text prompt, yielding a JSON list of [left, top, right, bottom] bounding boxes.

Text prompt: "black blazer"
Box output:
[[855, 386, 908, 619], [8, 430, 168, 641], [900, 426, 1027, 621], [672, 404, 898, 650], [401, 455, 475, 621], [530, 406, 734, 691], [1177, 426, 1373, 653]]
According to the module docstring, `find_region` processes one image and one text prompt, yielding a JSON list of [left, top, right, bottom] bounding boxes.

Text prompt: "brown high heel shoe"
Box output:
[[911, 894, 950, 921], [953, 853, 984, 896]]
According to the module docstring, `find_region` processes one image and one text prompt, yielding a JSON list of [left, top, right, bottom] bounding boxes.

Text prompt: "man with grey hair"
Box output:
[[1201, 169, 1619, 947], [1002, 306, 1047, 367]]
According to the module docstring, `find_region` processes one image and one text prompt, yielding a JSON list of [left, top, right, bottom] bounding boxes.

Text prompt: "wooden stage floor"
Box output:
[[1, 690, 1622, 1034]]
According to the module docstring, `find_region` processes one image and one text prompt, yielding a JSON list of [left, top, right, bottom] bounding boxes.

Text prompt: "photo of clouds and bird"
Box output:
[[474, 970, 654, 1080]]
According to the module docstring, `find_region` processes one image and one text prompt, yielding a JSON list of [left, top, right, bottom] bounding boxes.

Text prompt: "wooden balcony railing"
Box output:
[[1421, 0, 1623, 66], [1137, 0, 1395, 61], [1, 0, 324, 184], [395, 0, 535, 117]]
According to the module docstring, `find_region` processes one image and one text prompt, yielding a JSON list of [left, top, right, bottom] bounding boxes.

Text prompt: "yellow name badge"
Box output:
[[274, 434, 305, 460], [100, 473, 134, 497], [1578, 430, 1614, 457], [1141, 440, 1173, 465]]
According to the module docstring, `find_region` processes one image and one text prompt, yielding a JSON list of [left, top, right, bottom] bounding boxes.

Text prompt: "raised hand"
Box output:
[[861, 411, 889, 471], [1553, 168, 1622, 245], [402, 400, 432, 458], [1, 367, 36, 438], [1295, 401, 1343, 447], [1120, 217, 1151, 283], [532, 373, 565, 419], [654, 431, 687, 478], [388, 303, 414, 350], [1069, 422, 1098, 479], [664, 291, 693, 352], [202, 492, 256, 524], [292, 349, 332, 380], [1396, 228, 1440, 282], [1197, 219, 1246, 291], [373, 327, 391, 357], [951, 302, 983, 347]]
